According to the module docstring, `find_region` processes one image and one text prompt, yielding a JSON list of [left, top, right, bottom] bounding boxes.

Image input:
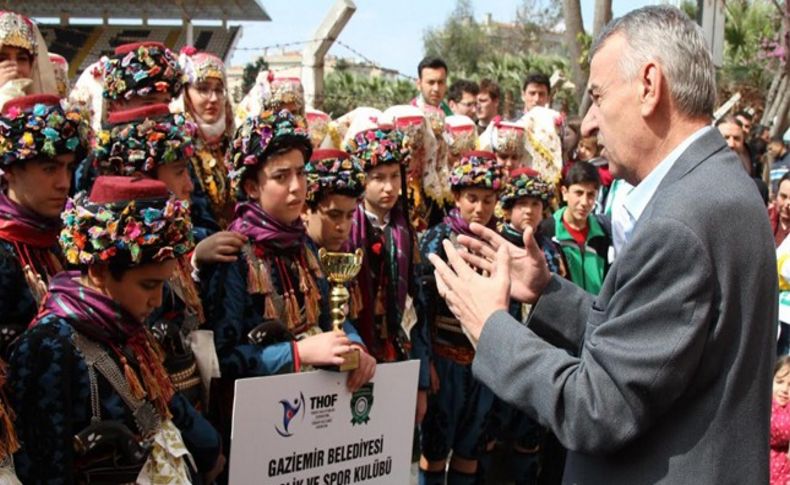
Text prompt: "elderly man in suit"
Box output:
[[429, 5, 776, 484]]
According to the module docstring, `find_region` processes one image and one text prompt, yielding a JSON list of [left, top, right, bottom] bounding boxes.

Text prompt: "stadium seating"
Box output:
[[39, 24, 241, 80]]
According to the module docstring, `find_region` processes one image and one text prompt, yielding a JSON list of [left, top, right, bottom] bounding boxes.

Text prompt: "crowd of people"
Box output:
[[0, 5, 790, 485]]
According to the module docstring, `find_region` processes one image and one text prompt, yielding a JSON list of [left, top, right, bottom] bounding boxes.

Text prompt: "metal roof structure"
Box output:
[[3, 0, 270, 22]]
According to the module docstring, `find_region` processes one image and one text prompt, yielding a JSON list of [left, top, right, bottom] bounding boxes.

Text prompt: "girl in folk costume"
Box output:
[[234, 72, 305, 127], [414, 150, 505, 485], [9, 176, 224, 484], [481, 167, 567, 484], [0, 95, 89, 359], [0, 11, 58, 110], [93, 103, 230, 410], [341, 113, 426, 411], [481, 121, 529, 175], [201, 109, 375, 457], [302, 148, 366, 252], [404, 104, 450, 232], [173, 46, 235, 227]]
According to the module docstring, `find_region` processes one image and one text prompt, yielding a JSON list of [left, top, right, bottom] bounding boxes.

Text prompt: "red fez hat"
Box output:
[[89, 176, 169, 204], [310, 148, 348, 162], [2, 94, 61, 115], [114, 41, 168, 55], [107, 104, 171, 125]]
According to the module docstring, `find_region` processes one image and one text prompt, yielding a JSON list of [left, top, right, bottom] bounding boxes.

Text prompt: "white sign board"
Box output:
[[229, 360, 420, 485]]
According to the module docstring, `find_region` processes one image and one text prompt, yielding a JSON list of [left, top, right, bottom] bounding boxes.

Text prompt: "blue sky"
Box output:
[[230, 0, 657, 76]]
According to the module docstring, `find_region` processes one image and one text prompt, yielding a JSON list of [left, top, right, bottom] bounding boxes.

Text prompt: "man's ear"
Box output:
[[560, 185, 569, 202], [638, 61, 662, 118]]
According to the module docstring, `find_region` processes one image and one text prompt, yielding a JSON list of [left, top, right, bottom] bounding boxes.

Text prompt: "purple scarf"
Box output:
[[0, 191, 61, 248], [38, 271, 140, 343], [347, 202, 412, 311], [443, 208, 497, 238], [228, 201, 306, 250]]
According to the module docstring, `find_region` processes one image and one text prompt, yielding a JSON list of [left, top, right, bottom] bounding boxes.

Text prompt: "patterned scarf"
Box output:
[[228, 201, 306, 249], [228, 202, 322, 330], [0, 192, 64, 303], [443, 208, 497, 238], [39, 272, 175, 419], [346, 202, 414, 356]]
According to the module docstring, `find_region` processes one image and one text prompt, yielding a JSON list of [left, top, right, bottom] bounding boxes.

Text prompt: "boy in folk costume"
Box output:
[[9, 176, 223, 484], [0, 94, 81, 484], [302, 148, 366, 252], [92, 103, 225, 408], [482, 168, 567, 484], [0, 95, 89, 358], [173, 46, 235, 227], [341, 115, 425, 395], [93, 104, 220, 239], [0, 11, 58, 109], [201, 109, 375, 457], [415, 150, 505, 485]]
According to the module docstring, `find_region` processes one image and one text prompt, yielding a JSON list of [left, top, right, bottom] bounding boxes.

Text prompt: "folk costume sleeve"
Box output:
[[10, 317, 86, 484], [202, 255, 297, 378]]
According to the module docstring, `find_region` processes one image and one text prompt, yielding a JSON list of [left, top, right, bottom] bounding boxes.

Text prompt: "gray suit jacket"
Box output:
[[473, 128, 777, 484]]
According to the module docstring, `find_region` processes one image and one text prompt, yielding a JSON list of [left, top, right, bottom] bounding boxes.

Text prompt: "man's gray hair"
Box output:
[[590, 5, 716, 118]]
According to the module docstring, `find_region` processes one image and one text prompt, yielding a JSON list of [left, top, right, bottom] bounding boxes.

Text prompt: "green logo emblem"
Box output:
[[350, 383, 374, 425]]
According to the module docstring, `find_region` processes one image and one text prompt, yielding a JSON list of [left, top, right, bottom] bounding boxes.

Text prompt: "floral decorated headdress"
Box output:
[[306, 109, 331, 149], [499, 167, 553, 209], [0, 94, 88, 167], [490, 121, 526, 157], [93, 104, 196, 176], [444, 115, 477, 158], [235, 72, 305, 125], [178, 45, 226, 86], [101, 42, 183, 101], [60, 176, 194, 267], [344, 127, 410, 171], [0, 11, 36, 54], [227, 109, 312, 200], [449, 150, 505, 192], [517, 106, 563, 184], [48, 52, 70, 97], [305, 148, 365, 205]]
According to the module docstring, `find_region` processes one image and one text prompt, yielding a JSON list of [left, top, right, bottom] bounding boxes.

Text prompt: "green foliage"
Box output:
[[679, 0, 699, 22], [236, 57, 269, 103], [321, 71, 417, 117], [721, 0, 782, 89]]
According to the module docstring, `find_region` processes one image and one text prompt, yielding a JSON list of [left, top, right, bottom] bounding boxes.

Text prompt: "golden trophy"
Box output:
[[318, 247, 364, 372]]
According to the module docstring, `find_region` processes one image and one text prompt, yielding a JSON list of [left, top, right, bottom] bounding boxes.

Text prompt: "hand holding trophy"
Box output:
[[318, 247, 364, 371]]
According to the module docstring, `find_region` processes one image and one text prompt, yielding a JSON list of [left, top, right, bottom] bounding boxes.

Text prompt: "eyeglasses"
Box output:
[[458, 100, 478, 108], [193, 85, 226, 100]]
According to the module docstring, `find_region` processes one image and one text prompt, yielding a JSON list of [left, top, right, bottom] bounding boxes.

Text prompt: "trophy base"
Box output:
[[325, 348, 359, 372]]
